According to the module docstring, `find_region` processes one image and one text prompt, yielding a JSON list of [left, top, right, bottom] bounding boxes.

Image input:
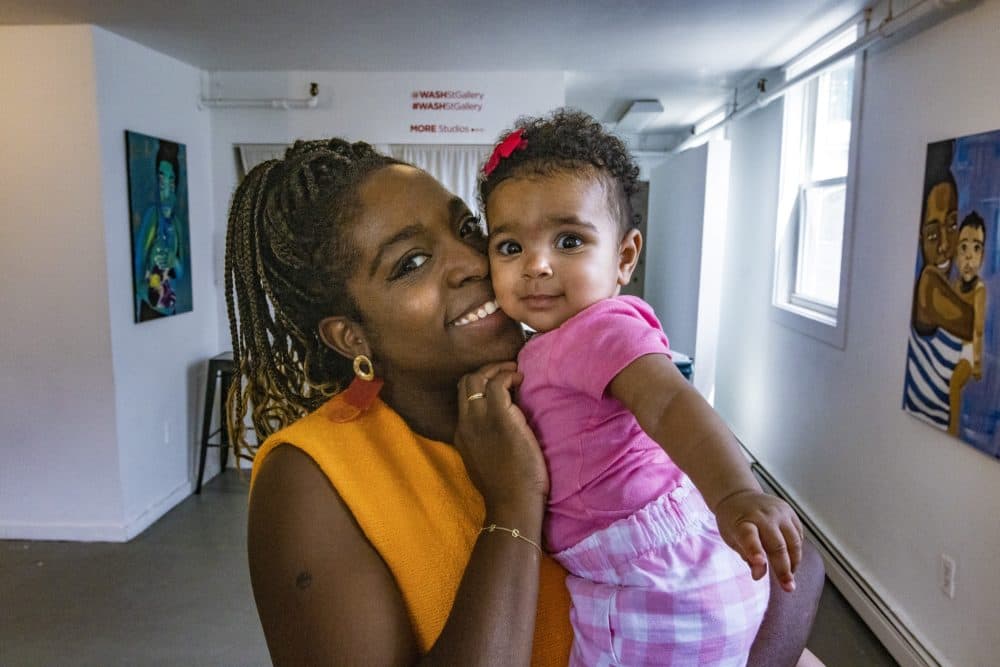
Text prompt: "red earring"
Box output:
[[324, 354, 383, 422]]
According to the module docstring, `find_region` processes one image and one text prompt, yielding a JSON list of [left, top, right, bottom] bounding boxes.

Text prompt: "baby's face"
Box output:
[[957, 225, 984, 283], [485, 171, 635, 332]]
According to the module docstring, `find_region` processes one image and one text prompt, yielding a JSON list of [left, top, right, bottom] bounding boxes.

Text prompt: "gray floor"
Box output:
[[1, 470, 897, 667]]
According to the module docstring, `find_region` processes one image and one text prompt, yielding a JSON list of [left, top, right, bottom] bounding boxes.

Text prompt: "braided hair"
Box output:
[[225, 138, 402, 460], [478, 108, 641, 233]]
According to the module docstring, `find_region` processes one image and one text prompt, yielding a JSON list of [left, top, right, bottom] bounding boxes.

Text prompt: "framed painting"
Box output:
[[902, 128, 1000, 459], [125, 130, 193, 322]]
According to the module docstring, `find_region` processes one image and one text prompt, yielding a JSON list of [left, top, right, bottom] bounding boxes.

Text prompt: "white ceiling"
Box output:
[[1, 0, 869, 134]]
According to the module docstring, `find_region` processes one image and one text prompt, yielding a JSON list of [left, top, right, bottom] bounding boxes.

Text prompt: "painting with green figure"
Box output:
[[126, 130, 193, 322]]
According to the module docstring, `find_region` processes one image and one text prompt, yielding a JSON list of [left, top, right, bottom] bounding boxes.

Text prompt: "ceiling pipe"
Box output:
[[671, 0, 970, 153], [199, 82, 320, 110]]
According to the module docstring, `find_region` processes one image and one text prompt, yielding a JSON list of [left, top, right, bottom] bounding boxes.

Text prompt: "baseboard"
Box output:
[[0, 480, 192, 543], [0, 519, 129, 542], [123, 480, 192, 540], [749, 458, 944, 667]]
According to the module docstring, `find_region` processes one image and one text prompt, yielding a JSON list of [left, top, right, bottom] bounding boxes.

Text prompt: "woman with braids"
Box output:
[[226, 137, 823, 666], [227, 138, 571, 665]]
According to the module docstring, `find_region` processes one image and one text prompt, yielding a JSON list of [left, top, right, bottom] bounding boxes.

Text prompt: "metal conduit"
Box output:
[[671, 0, 971, 153]]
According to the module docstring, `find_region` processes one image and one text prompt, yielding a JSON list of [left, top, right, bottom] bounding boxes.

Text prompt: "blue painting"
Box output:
[[902, 128, 1000, 459], [126, 130, 192, 322]]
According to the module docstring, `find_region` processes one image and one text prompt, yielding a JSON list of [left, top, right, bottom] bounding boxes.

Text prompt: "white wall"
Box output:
[[646, 145, 708, 355], [714, 3, 1000, 664], [0, 39, 562, 537], [0, 26, 124, 538], [692, 140, 730, 403], [92, 28, 220, 536], [0, 26, 220, 541], [206, 70, 565, 349], [645, 138, 731, 404]]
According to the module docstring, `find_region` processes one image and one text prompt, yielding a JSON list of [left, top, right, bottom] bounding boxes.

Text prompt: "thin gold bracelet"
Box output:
[[480, 523, 542, 553]]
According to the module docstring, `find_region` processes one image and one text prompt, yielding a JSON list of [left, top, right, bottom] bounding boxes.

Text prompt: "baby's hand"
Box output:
[[714, 491, 803, 592]]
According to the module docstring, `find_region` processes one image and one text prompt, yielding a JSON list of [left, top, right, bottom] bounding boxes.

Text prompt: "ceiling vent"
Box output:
[[616, 99, 664, 133]]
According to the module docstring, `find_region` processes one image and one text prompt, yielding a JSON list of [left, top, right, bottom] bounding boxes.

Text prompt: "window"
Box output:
[[773, 26, 862, 346]]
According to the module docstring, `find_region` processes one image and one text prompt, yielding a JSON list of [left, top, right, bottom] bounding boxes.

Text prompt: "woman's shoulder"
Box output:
[[247, 442, 354, 580], [250, 392, 395, 488], [249, 405, 332, 489], [250, 442, 330, 509], [247, 442, 421, 665]]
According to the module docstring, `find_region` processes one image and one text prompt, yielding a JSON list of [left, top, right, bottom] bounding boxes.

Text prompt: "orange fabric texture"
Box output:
[[250, 392, 573, 664]]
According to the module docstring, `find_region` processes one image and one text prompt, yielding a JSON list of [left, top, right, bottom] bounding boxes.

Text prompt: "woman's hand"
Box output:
[[714, 490, 804, 593], [455, 361, 549, 519]]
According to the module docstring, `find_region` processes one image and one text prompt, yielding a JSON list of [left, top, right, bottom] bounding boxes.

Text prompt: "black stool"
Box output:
[[196, 352, 236, 494]]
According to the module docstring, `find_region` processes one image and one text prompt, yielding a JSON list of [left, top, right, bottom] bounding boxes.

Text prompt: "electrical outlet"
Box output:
[[940, 554, 956, 599]]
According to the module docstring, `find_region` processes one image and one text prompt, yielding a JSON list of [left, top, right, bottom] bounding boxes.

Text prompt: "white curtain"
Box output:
[[387, 144, 492, 213], [236, 142, 491, 213]]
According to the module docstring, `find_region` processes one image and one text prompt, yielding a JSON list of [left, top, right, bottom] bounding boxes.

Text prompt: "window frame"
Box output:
[[771, 25, 865, 348]]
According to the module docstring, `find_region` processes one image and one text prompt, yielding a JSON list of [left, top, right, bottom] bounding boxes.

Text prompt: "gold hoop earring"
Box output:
[[353, 354, 375, 382]]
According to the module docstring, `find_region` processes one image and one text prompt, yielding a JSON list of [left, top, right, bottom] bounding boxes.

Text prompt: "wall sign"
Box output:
[[408, 88, 486, 136]]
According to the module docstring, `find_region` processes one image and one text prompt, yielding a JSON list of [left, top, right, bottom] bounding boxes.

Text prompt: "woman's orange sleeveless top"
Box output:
[[250, 392, 572, 665]]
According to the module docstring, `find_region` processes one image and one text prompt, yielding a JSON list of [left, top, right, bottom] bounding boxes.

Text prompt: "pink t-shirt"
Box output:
[[517, 296, 687, 553]]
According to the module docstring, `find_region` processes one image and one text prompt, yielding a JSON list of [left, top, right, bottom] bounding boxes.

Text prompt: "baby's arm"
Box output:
[[609, 353, 803, 591]]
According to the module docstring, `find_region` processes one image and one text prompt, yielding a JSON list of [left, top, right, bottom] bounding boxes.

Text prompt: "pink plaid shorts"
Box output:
[[553, 479, 770, 666]]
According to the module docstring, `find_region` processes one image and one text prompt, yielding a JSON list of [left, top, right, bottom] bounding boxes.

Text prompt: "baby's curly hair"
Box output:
[[478, 108, 640, 233]]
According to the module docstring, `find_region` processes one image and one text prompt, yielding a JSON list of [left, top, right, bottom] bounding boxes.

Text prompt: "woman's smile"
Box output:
[[450, 298, 501, 327], [344, 165, 524, 384]]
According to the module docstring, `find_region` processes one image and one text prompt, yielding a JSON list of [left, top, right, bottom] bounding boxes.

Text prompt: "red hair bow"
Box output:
[[483, 128, 528, 176]]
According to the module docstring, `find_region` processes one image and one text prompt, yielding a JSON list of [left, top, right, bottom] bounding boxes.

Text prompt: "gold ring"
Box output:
[[467, 392, 486, 402]]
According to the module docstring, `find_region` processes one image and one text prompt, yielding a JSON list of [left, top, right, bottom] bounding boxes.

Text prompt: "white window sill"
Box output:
[[770, 300, 846, 349]]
